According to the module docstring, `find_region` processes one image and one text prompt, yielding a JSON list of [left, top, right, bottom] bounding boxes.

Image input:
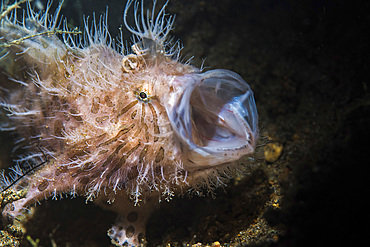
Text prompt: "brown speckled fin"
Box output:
[[2, 164, 76, 221], [96, 192, 157, 246]]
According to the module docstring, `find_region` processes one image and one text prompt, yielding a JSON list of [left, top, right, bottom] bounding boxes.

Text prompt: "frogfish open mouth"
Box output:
[[0, 0, 258, 246]]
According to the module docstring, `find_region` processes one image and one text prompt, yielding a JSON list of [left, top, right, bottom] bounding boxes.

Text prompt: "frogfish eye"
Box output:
[[139, 92, 147, 100], [136, 90, 150, 102], [165, 69, 258, 170]]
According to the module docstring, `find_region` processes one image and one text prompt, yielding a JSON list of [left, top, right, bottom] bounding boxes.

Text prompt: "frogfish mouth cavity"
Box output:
[[166, 69, 258, 171]]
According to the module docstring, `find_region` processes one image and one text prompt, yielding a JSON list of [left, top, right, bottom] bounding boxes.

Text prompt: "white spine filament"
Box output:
[[124, 0, 175, 48]]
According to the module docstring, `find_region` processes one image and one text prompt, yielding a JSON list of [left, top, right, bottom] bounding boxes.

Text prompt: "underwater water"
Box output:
[[0, 0, 368, 246]]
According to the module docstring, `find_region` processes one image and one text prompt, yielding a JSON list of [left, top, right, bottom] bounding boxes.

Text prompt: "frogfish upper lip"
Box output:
[[165, 69, 258, 170]]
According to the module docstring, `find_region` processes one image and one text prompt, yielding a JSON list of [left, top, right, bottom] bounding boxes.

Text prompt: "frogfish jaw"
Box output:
[[165, 69, 258, 171]]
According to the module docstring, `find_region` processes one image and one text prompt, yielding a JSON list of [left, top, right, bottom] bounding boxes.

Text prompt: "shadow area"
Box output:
[[146, 168, 271, 246]]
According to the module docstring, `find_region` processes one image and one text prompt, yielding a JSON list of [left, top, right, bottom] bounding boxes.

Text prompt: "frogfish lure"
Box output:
[[0, 0, 258, 246]]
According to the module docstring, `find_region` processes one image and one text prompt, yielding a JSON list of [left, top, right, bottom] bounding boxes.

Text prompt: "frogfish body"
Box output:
[[0, 0, 258, 246]]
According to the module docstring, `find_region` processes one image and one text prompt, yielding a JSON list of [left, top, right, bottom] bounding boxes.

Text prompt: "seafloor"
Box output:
[[0, 0, 368, 246]]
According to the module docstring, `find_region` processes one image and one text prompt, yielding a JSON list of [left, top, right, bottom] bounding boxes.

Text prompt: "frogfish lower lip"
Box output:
[[165, 69, 258, 169]]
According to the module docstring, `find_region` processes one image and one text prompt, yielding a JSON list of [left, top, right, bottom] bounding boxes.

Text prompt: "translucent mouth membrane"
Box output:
[[166, 69, 258, 168]]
